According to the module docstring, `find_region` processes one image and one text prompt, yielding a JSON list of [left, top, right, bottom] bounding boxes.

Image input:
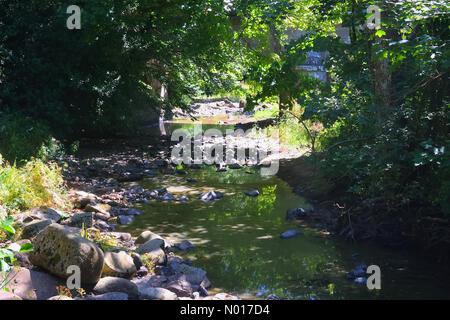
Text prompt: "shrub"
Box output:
[[0, 155, 69, 212]]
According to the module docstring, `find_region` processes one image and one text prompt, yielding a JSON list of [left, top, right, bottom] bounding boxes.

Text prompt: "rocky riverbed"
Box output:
[[0, 141, 244, 300]]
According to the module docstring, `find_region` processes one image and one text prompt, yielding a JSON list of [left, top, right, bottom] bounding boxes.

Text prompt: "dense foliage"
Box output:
[[0, 0, 241, 156]]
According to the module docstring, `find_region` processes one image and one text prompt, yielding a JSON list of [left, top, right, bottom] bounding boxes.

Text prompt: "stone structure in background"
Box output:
[[287, 26, 351, 83]]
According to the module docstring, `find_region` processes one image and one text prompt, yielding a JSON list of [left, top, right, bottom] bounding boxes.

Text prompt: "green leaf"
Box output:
[[375, 30, 386, 38], [19, 243, 33, 253]]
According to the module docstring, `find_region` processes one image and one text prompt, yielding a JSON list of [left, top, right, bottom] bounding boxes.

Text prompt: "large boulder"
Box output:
[[1, 267, 62, 300], [30, 224, 104, 284], [93, 277, 139, 300], [102, 251, 137, 278], [21, 219, 53, 239]]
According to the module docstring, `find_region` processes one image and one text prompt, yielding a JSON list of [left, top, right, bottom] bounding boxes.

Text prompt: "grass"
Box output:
[[0, 154, 69, 213]]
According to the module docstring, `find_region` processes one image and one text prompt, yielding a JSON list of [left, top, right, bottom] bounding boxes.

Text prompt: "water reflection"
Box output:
[[120, 166, 450, 299]]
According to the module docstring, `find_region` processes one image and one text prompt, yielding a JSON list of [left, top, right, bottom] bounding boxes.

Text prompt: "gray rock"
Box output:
[[102, 251, 137, 278], [117, 172, 143, 182], [136, 238, 165, 254], [347, 264, 368, 280], [72, 191, 98, 209], [94, 220, 114, 232], [84, 292, 129, 300], [21, 219, 53, 239], [118, 215, 135, 225], [354, 277, 368, 285], [175, 240, 195, 251], [117, 208, 143, 216], [286, 207, 309, 221], [136, 230, 164, 245], [169, 263, 207, 286], [85, 204, 111, 221], [133, 275, 168, 292], [280, 229, 301, 239], [2, 267, 61, 300], [165, 279, 194, 297], [48, 295, 74, 301], [200, 191, 224, 202], [93, 277, 139, 300], [0, 292, 23, 300], [136, 241, 166, 265], [245, 189, 260, 197], [140, 287, 178, 300], [66, 212, 94, 228], [32, 208, 65, 223], [30, 224, 104, 284]]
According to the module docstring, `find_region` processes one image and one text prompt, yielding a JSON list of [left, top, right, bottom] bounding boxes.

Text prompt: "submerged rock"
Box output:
[[175, 240, 196, 251], [118, 215, 135, 225], [347, 264, 368, 280], [280, 229, 301, 239], [245, 189, 260, 197], [286, 207, 309, 221], [200, 191, 224, 202], [30, 224, 104, 284]]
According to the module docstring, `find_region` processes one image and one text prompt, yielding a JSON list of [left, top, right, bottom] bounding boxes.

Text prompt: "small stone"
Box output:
[[286, 207, 309, 221], [84, 292, 129, 300], [102, 251, 137, 278], [175, 240, 195, 251], [166, 279, 194, 297], [93, 277, 139, 300], [245, 190, 260, 197], [32, 208, 64, 223], [85, 204, 111, 220], [118, 215, 135, 225], [280, 229, 301, 239], [66, 212, 94, 228], [136, 230, 165, 245], [200, 191, 224, 202], [48, 295, 74, 301], [140, 287, 178, 300], [354, 277, 368, 285]]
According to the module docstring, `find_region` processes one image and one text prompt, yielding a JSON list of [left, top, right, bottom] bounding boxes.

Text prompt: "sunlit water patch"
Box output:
[[119, 166, 450, 299]]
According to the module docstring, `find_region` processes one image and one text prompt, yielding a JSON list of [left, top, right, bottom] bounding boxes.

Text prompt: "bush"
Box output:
[[0, 155, 69, 212]]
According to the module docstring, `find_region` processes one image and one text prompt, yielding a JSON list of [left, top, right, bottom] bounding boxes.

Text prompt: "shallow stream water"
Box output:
[[121, 165, 450, 299]]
